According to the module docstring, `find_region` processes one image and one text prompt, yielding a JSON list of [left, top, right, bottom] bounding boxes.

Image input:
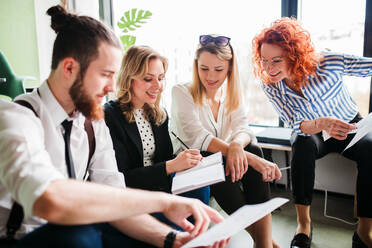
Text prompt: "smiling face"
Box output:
[[260, 43, 290, 84], [70, 42, 122, 120], [131, 58, 165, 109], [197, 51, 229, 93]]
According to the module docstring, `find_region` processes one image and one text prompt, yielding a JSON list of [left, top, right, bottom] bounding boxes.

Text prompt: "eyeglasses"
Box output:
[[199, 35, 231, 47], [260, 57, 284, 68]]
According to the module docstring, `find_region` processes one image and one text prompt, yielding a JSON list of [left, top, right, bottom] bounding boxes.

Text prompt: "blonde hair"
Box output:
[[116, 45, 167, 125], [190, 39, 242, 114]]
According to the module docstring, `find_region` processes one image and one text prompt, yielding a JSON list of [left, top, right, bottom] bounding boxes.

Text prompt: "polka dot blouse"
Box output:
[[133, 109, 155, 167]]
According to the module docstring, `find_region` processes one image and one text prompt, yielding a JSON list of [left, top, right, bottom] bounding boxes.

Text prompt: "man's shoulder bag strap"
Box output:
[[3, 99, 95, 240]]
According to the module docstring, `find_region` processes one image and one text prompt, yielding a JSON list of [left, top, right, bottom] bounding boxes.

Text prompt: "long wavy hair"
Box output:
[[190, 37, 242, 115], [252, 17, 321, 88], [116, 45, 167, 125]]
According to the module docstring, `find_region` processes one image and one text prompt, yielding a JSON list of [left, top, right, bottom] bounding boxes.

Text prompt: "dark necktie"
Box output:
[[61, 120, 76, 178]]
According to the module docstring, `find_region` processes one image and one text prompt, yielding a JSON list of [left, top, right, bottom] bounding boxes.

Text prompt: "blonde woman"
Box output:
[[171, 35, 281, 248], [104, 46, 216, 241]]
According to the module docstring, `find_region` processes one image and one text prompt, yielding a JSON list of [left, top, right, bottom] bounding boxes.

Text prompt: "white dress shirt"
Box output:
[[170, 83, 256, 154], [0, 81, 125, 238]]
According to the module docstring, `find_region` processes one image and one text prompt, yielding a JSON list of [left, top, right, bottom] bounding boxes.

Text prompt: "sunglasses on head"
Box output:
[[199, 35, 231, 47]]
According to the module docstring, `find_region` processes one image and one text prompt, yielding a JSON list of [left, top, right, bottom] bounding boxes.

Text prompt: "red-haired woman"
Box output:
[[252, 17, 372, 248]]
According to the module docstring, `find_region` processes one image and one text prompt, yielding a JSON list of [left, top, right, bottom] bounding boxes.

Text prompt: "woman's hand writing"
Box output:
[[166, 149, 202, 175]]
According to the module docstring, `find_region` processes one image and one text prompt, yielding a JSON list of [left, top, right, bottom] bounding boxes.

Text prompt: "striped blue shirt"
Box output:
[[261, 53, 372, 136]]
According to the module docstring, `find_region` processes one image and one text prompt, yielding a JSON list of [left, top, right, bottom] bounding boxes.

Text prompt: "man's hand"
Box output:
[[162, 196, 224, 237], [174, 231, 230, 248]]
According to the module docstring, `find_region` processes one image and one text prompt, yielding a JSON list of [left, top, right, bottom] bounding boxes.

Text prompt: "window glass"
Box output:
[[112, 0, 281, 125], [300, 0, 370, 117]]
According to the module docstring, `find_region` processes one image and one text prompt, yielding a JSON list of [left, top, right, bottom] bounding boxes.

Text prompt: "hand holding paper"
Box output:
[[343, 112, 372, 152], [181, 197, 289, 248]]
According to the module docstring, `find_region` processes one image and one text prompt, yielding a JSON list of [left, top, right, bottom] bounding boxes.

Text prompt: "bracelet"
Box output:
[[164, 230, 178, 248]]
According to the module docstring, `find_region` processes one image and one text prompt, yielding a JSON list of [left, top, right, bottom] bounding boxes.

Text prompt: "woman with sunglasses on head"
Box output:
[[252, 17, 372, 248], [171, 34, 282, 248], [103, 46, 222, 246]]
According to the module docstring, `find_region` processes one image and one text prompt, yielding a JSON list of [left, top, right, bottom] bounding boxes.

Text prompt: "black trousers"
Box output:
[[290, 114, 372, 218], [202, 143, 270, 215]]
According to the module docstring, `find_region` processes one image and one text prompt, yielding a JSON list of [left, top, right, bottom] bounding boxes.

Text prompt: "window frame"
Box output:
[[102, 0, 371, 127]]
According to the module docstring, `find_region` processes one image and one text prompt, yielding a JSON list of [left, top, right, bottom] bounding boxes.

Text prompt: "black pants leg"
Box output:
[[290, 133, 324, 205], [342, 132, 372, 218], [290, 114, 372, 218], [206, 143, 270, 215]]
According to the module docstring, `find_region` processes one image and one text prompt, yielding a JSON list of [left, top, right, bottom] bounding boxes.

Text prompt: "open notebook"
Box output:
[[171, 152, 225, 195]]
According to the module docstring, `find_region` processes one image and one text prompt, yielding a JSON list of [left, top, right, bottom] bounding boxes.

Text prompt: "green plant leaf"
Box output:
[[117, 8, 152, 33], [120, 35, 136, 51]]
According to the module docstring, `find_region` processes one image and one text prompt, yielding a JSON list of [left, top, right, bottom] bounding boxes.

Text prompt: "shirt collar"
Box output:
[[39, 81, 83, 128], [279, 80, 302, 98]]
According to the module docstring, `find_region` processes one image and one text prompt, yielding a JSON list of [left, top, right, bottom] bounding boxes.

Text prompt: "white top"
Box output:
[[0, 81, 125, 238], [170, 83, 256, 154], [133, 109, 155, 166]]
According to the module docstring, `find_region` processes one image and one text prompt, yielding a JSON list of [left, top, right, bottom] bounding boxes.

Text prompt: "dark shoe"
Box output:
[[290, 226, 312, 248], [352, 232, 368, 248]]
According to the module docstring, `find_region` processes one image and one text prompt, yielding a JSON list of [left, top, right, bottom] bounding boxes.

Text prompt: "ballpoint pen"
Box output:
[[171, 131, 190, 149]]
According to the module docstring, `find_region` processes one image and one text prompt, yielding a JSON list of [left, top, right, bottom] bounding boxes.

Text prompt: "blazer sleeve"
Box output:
[[104, 101, 171, 192]]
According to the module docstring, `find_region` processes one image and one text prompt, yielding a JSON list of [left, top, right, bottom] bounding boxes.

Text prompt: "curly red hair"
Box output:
[[252, 17, 321, 86]]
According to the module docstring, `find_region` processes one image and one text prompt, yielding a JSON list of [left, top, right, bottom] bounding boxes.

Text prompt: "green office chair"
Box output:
[[0, 51, 26, 100]]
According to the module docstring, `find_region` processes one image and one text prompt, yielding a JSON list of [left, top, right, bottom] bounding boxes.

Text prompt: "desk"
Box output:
[[257, 142, 291, 151], [250, 125, 292, 189]]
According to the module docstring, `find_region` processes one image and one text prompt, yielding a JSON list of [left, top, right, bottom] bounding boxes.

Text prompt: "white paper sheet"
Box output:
[[343, 112, 372, 152], [181, 197, 289, 248], [172, 152, 225, 194]]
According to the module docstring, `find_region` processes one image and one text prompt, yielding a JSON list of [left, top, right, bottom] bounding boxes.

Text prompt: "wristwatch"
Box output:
[[164, 230, 178, 248]]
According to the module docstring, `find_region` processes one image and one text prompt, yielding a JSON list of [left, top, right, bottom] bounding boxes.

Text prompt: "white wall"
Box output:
[[33, 0, 100, 81], [34, 0, 59, 81]]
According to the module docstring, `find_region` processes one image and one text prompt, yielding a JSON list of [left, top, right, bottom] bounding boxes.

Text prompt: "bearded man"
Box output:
[[0, 5, 226, 248]]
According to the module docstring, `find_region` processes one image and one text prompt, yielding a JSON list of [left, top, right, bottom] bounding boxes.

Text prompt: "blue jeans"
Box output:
[[16, 223, 155, 248]]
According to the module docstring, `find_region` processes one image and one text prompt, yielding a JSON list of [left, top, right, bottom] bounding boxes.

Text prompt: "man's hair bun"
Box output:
[[46, 5, 73, 33]]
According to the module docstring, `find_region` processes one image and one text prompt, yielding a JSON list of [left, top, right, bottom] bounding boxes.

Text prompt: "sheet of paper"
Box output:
[[343, 112, 372, 152], [172, 165, 225, 194], [181, 197, 289, 248], [172, 152, 225, 194], [322, 130, 331, 141]]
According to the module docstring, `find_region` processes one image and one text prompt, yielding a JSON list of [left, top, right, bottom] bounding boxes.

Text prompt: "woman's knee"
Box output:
[[291, 135, 318, 163], [354, 134, 372, 167]]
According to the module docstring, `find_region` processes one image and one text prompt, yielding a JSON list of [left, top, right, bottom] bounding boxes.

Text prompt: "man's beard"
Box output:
[[69, 78, 104, 121]]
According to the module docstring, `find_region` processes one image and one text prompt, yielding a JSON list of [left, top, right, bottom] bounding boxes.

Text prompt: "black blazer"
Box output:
[[104, 100, 174, 192]]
